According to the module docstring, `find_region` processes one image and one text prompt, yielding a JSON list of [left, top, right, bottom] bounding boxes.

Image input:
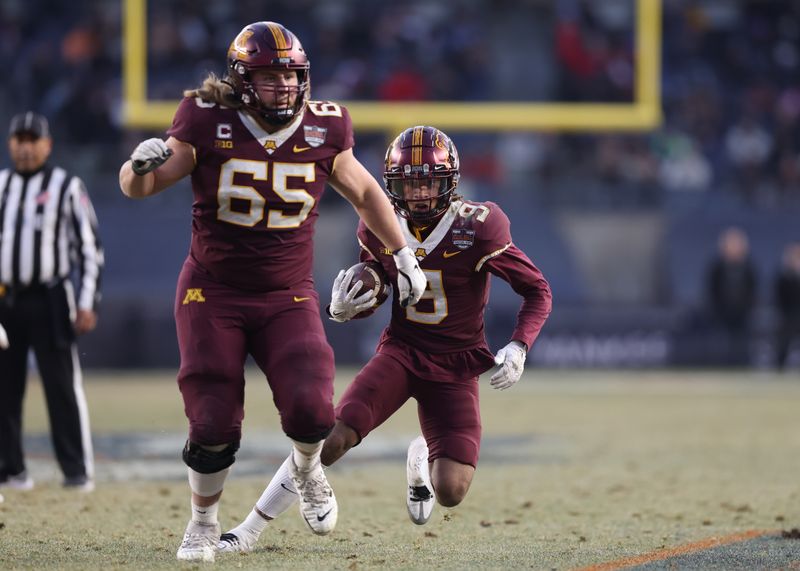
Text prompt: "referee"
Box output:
[[0, 112, 103, 492]]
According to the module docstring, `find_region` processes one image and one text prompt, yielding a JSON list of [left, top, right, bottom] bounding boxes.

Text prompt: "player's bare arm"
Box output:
[[329, 148, 406, 252], [119, 136, 195, 199]]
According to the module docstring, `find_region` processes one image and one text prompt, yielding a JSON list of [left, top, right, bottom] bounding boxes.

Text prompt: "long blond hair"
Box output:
[[183, 72, 241, 107]]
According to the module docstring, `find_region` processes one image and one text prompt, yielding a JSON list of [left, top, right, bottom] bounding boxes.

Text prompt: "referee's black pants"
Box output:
[[0, 282, 93, 482]]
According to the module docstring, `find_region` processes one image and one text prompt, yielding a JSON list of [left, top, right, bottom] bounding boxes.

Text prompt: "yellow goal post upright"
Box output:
[[122, 0, 662, 135]]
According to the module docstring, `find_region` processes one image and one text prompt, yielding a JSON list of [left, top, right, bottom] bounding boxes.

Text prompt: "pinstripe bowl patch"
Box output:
[[303, 125, 327, 147], [451, 228, 475, 249]]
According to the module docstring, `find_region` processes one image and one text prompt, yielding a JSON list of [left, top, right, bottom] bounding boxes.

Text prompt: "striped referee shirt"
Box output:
[[0, 164, 103, 310]]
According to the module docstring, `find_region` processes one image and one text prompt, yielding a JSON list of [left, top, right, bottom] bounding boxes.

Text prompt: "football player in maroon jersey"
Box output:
[[218, 126, 552, 553], [118, 22, 426, 563]]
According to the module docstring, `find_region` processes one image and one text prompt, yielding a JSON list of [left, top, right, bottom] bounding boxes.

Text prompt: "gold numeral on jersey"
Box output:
[[458, 203, 490, 222], [268, 163, 315, 229], [406, 270, 448, 325], [307, 101, 343, 117], [216, 158, 315, 229], [218, 159, 267, 227]]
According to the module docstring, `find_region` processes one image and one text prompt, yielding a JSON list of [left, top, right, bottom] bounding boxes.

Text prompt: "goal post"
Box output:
[[122, 0, 661, 133]]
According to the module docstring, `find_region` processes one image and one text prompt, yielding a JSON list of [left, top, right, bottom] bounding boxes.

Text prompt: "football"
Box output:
[[346, 260, 390, 318]]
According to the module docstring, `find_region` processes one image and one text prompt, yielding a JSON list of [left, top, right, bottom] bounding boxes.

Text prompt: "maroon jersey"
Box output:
[[357, 200, 551, 380], [167, 97, 354, 291]]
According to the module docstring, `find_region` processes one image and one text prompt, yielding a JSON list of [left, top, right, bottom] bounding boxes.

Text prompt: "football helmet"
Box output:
[[384, 126, 460, 223], [227, 21, 310, 125]]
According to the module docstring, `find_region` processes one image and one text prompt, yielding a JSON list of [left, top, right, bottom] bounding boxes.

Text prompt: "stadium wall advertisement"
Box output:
[[74, 299, 782, 369]]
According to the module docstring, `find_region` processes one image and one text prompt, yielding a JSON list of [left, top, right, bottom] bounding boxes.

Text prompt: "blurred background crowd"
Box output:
[[1, 0, 798, 369]]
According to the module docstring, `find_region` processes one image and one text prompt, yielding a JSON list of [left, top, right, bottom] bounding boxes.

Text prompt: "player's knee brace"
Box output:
[[182, 440, 240, 474]]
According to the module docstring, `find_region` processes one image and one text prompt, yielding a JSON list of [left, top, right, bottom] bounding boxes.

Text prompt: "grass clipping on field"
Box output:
[[1, 370, 799, 570]]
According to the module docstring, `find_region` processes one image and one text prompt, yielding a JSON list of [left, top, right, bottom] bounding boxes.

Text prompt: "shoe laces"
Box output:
[[181, 523, 217, 549], [294, 470, 333, 507], [180, 532, 215, 550], [409, 442, 428, 477], [411, 453, 426, 474]]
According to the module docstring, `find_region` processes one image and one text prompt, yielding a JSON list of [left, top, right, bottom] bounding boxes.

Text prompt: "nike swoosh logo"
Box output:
[[280, 482, 297, 495], [293, 296, 311, 302], [442, 250, 462, 258], [317, 508, 333, 522], [293, 145, 312, 153]]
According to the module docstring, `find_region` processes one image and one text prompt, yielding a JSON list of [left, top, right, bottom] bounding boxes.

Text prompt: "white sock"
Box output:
[[191, 500, 219, 525], [254, 454, 301, 520], [291, 440, 323, 472], [238, 508, 270, 536]]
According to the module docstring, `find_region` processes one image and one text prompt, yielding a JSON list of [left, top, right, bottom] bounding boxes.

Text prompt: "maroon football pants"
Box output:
[[174, 259, 335, 445], [336, 352, 482, 467]]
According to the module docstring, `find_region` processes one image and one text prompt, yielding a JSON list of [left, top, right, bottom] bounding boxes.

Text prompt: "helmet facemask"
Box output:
[[385, 168, 457, 223], [230, 63, 309, 125]]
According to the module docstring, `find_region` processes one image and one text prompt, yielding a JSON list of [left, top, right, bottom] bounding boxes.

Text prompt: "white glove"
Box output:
[[490, 341, 527, 390], [0, 322, 8, 350], [392, 246, 426, 307], [131, 138, 173, 175], [328, 268, 378, 323]]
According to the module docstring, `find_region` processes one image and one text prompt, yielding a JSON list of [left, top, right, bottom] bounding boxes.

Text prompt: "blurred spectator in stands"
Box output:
[[706, 227, 758, 366], [555, 2, 630, 103], [4, 0, 800, 212], [377, 61, 430, 101], [655, 130, 712, 192], [724, 112, 773, 204], [774, 242, 800, 370], [594, 135, 658, 186], [773, 88, 800, 201]]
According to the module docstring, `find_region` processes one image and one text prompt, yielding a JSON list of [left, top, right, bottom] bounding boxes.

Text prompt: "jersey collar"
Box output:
[[400, 200, 462, 261], [237, 109, 304, 155]]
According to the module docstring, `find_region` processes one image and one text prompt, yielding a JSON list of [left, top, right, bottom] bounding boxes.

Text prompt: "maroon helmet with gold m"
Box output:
[[227, 21, 310, 125], [383, 126, 461, 223]]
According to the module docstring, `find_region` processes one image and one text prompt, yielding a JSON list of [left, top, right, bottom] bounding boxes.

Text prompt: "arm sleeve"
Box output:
[[479, 204, 551, 349], [67, 177, 104, 311], [485, 246, 552, 350]]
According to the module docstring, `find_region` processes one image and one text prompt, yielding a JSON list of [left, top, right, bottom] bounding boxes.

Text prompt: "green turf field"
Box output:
[[1, 369, 799, 570]]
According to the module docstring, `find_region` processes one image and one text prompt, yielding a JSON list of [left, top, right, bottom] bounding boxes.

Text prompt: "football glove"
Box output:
[[131, 138, 173, 176], [490, 341, 527, 390], [0, 322, 8, 350], [328, 268, 378, 323], [392, 246, 426, 307]]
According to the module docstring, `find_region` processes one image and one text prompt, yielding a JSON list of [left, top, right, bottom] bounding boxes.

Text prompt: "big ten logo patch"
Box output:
[[182, 288, 206, 305]]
